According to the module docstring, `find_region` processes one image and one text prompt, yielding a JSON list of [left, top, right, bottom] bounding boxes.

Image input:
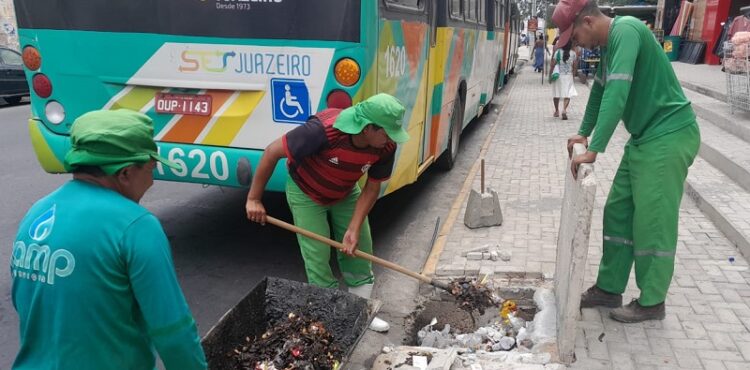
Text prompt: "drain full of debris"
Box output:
[[407, 287, 538, 353], [447, 277, 501, 316]]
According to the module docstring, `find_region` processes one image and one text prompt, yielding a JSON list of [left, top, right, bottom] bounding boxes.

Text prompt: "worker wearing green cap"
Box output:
[[10, 109, 207, 370], [246, 93, 409, 332]]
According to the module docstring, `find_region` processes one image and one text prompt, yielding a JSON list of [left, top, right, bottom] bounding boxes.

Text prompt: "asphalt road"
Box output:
[[0, 94, 500, 368]]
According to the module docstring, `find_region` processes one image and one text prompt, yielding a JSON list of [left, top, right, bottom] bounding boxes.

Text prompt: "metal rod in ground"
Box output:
[[481, 159, 485, 194]]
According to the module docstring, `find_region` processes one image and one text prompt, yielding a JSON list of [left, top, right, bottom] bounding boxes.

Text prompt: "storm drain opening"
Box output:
[[406, 287, 539, 352]]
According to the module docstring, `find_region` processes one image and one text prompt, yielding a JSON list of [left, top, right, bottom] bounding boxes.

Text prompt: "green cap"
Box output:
[[333, 93, 409, 144], [63, 109, 179, 175]]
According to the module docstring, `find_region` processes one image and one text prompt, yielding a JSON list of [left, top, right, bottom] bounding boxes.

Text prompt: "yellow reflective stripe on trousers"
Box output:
[[604, 235, 634, 246]]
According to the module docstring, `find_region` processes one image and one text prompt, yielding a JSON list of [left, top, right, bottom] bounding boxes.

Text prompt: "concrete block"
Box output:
[[467, 252, 484, 261], [464, 188, 503, 229], [372, 347, 456, 370]]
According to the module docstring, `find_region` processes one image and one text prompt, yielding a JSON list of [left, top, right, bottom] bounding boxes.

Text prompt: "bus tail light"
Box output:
[[22, 46, 41, 71], [45, 101, 65, 125], [326, 90, 352, 109], [334, 58, 360, 87], [32, 74, 53, 98]]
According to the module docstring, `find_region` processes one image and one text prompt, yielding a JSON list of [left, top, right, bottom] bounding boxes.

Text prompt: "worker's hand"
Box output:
[[245, 198, 267, 225], [342, 228, 359, 257], [571, 151, 597, 180], [567, 134, 589, 158]]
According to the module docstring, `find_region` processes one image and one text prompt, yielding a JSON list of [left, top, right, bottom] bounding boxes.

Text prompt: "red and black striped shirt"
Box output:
[[282, 108, 396, 206]]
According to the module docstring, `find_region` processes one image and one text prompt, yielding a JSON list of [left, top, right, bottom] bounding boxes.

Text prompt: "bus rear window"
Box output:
[[14, 0, 361, 43]]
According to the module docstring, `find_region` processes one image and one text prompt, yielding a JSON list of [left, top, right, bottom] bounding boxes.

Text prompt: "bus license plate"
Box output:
[[155, 93, 212, 116]]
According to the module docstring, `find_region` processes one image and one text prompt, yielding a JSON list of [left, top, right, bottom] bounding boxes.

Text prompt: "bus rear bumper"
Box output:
[[27, 118, 289, 191], [28, 118, 67, 173]]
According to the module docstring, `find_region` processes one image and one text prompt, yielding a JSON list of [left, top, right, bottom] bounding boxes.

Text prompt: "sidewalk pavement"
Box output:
[[429, 64, 750, 369], [671, 62, 727, 101]]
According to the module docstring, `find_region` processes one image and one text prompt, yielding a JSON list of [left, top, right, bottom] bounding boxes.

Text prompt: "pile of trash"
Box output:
[[231, 312, 342, 370], [416, 300, 533, 353], [448, 277, 501, 315]]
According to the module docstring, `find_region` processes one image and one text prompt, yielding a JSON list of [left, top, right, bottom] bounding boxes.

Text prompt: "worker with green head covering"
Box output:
[[246, 93, 409, 332], [11, 109, 207, 370]]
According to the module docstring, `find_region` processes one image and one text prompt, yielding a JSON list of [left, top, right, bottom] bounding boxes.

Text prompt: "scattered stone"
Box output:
[[489, 251, 499, 261], [412, 355, 428, 369], [519, 339, 534, 349], [461, 244, 498, 256], [498, 336, 516, 350], [499, 251, 512, 262]]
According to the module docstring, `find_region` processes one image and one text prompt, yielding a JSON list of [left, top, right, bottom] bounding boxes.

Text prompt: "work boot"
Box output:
[[610, 299, 666, 323], [580, 285, 622, 308], [348, 284, 390, 332]]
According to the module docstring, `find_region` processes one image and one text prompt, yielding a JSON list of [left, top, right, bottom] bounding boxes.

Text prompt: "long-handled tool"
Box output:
[[266, 216, 451, 292]]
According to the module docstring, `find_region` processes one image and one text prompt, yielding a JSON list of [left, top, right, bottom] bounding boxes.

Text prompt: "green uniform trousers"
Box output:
[[285, 176, 375, 289], [596, 123, 700, 306]]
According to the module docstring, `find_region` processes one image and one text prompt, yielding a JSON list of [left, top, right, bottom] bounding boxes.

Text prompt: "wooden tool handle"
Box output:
[[266, 216, 433, 285]]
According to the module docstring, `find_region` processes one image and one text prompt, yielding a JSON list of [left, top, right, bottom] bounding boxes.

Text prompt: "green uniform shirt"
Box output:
[[579, 16, 696, 153], [11, 180, 206, 370]]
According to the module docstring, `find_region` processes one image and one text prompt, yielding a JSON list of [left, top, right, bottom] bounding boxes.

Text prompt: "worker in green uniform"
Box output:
[[553, 0, 701, 322], [10, 110, 207, 369]]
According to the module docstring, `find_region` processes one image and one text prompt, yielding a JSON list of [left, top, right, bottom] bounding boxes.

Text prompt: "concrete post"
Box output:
[[554, 143, 597, 365]]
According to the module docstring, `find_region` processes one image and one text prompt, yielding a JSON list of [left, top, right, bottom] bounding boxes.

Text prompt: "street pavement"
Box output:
[[0, 96, 497, 368], [429, 63, 750, 369]]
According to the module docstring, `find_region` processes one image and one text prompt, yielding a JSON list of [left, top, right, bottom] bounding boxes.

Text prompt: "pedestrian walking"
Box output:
[[10, 110, 207, 370], [245, 93, 409, 333], [549, 41, 578, 120], [533, 35, 549, 72], [555, 0, 701, 323]]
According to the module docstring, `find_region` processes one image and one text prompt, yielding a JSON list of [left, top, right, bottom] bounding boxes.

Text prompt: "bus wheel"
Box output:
[[437, 98, 463, 171]]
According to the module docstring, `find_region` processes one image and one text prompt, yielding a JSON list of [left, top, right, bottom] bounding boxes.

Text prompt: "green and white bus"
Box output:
[[16, 0, 520, 195]]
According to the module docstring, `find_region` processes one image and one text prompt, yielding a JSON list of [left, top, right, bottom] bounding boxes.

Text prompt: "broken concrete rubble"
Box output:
[[460, 244, 511, 262], [372, 346, 565, 370]]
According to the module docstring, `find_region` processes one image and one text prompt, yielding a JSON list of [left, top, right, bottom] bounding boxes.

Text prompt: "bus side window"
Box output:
[[466, 0, 477, 22], [478, 0, 486, 26], [384, 0, 423, 11], [450, 0, 462, 20]]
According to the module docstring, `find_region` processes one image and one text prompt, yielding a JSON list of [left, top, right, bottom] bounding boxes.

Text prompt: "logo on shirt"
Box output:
[[11, 241, 75, 285], [13, 204, 76, 285], [361, 163, 372, 173], [329, 157, 339, 165], [29, 205, 55, 242]]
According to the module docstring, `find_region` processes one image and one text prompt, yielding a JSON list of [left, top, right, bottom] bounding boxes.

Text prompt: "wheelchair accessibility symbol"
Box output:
[[271, 78, 311, 124]]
